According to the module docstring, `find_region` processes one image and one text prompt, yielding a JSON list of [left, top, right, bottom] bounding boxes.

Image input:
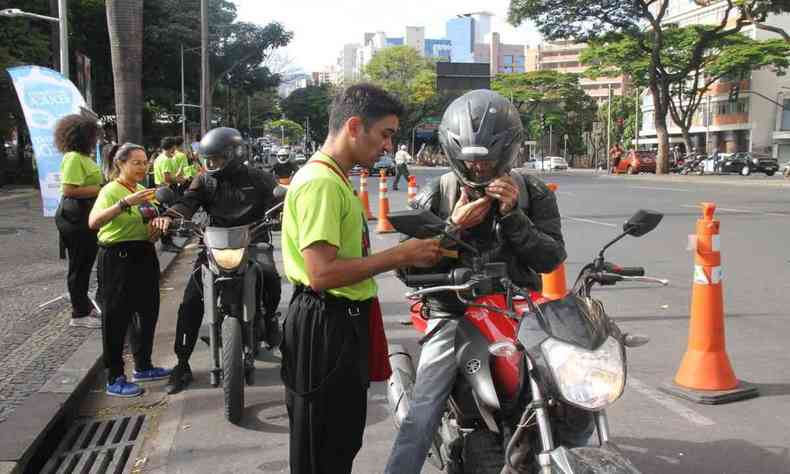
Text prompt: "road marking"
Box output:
[[556, 191, 576, 196], [627, 378, 715, 426], [630, 186, 693, 192], [682, 204, 787, 217], [564, 217, 618, 228]]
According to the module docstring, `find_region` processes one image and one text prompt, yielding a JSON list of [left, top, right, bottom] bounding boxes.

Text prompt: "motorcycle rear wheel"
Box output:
[[222, 317, 244, 424]]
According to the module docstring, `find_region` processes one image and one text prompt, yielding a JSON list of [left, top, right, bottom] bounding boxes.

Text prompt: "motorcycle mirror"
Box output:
[[623, 210, 663, 237], [155, 186, 177, 205], [388, 209, 446, 238], [623, 333, 650, 348]]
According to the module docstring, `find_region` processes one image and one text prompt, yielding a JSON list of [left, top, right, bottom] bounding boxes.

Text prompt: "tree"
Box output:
[[735, 0, 790, 42], [509, 0, 759, 173], [582, 26, 790, 153], [281, 85, 333, 145], [492, 70, 597, 160], [365, 46, 450, 146], [597, 94, 640, 150], [106, 0, 144, 144], [266, 119, 304, 144]]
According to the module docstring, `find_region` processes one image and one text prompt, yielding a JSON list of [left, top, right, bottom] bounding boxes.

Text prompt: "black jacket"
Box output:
[[408, 170, 566, 312], [169, 162, 278, 234]]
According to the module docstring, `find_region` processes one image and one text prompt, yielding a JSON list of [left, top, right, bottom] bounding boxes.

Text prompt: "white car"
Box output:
[[533, 156, 569, 171]]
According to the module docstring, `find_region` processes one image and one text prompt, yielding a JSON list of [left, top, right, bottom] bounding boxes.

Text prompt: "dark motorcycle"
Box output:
[[386, 208, 667, 473], [156, 187, 286, 424], [678, 154, 706, 175]]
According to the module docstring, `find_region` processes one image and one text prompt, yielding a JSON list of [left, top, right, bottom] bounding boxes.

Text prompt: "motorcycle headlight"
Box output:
[[210, 248, 246, 270], [752, 158, 759, 164], [541, 337, 625, 410]]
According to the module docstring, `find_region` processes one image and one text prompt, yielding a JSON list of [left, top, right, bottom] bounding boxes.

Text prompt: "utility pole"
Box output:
[[181, 44, 186, 145], [200, 0, 210, 135], [607, 84, 612, 172], [58, 0, 68, 78], [634, 86, 639, 149], [247, 96, 251, 137]]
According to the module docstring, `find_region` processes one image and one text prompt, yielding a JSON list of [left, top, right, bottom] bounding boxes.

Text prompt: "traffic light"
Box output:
[[728, 84, 740, 103], [540, 113, 546, 129]]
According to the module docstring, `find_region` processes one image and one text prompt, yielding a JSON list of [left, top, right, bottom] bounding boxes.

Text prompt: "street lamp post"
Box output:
[[1, 3, 69, 78]]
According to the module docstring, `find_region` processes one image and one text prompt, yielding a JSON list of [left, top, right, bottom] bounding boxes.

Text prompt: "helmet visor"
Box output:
[[204, 153, 228, 173]]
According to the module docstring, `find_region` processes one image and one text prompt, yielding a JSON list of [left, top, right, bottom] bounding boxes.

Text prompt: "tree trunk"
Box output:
[[649, 83, 671, 175], [106, 0, 144, 144], [681, 128, 693, 157]]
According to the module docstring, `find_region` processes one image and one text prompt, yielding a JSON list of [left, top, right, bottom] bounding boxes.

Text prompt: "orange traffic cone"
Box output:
[[376, 170, 395, 234], [660, 202, 757, 404], [358, 171, 376, 221], [541, 183, 568, 300], [407, 175, 418, 204]]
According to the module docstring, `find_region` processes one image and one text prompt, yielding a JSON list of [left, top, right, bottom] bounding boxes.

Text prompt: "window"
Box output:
[[716, 98, 749, 115], [782, 99, 790, 130], [503, 55, 513, 65]]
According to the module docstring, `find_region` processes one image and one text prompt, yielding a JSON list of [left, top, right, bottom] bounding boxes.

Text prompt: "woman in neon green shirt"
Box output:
[[89, 143, 172, 398], [54, 114, 103, 329]]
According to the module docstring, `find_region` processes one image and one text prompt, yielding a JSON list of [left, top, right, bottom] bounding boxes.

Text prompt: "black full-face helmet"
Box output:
[[438, 89, 523, 189], [199, 127, 245, 176]]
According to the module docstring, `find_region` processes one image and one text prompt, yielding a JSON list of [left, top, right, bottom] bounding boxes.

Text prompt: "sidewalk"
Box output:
[[0, 235, 187, 474], [561, 167, 790, 188]]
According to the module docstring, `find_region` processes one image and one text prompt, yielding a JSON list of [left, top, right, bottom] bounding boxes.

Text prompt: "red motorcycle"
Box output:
[[386, 208, 667, 473]]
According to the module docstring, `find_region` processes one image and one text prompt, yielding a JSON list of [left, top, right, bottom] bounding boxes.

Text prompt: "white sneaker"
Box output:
[[69, 313, 102, 328]]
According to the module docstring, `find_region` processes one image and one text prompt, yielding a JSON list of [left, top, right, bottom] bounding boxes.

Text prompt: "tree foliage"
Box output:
[[365, 46, 450, 144], [266, 119, 304, 144], [492, 71, 597, 159], [281, 84, 334, 145], [508, 0, 769, 173]]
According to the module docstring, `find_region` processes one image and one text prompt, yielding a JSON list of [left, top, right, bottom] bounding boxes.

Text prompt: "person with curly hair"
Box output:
[[53, 114, 103, 329]]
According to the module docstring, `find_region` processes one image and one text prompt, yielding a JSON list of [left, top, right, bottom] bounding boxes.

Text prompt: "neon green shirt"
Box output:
[[92, 181, 150, 244], [173, 151, 189, 177], [153, 154, 175, 185], [60, 151, 102, 191], [281, 152, 377, 301]]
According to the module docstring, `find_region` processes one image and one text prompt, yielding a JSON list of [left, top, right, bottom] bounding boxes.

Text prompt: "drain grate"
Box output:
[[41, 414, 149, 474]]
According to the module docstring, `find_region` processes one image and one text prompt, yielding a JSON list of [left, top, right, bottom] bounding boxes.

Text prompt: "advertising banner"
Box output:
[[7, 66, 87, 216]]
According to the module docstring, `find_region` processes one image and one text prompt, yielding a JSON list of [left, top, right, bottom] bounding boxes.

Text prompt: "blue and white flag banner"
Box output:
[[7, 66, 87, 216]]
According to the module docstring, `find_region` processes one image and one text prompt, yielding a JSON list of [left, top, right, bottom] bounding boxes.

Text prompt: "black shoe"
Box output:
[[165, 362, 193, 395]]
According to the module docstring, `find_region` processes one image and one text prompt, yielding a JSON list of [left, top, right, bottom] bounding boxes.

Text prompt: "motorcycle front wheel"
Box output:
[[222, 317, 244, 424]]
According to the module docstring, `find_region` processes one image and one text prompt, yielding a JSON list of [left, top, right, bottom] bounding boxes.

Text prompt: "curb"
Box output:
[[595, 171, 790, 189], [0, 236, 188, 474]]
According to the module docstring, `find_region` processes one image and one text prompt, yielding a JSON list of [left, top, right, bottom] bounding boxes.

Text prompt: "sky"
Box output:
[[234, 0, 541, 73]]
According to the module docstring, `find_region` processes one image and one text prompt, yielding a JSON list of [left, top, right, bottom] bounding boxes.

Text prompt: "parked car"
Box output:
[[614, 150, 656, 174], [714, 152, 778, 176], [541, 156, 569, 170], [370, 155, 396, 176]]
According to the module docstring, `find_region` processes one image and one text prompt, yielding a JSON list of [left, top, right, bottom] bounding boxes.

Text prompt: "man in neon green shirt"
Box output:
[[153, 137, 183, 187], [280, 83, 442, 474]]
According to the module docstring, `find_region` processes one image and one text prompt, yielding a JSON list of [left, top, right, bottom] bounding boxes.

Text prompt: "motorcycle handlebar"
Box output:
[[604, 263, 645, 277], [403, 273, 452, 287]]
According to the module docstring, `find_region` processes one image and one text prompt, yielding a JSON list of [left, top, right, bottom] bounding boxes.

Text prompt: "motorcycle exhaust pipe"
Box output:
[[386, 344, 416, 428]]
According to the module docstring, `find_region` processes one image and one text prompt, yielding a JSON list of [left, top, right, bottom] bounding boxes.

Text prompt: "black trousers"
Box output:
[[280, 288, 370, 474], [97, 241, 160, 383], [174, 250, 282, 362], [62, 229, 98, 317], [393, 163, 409, 189]]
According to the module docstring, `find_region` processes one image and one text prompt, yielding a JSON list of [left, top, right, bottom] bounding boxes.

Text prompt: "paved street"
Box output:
[[41, 169, 790, 473]]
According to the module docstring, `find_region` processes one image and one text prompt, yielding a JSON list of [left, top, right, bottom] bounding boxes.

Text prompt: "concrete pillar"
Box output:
[[722, 130, 738, 153]]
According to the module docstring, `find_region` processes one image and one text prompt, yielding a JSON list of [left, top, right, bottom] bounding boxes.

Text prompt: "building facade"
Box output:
[[473, 32, 526, 76], [525, 40, 628, 102], [639, 0, 790, 157]]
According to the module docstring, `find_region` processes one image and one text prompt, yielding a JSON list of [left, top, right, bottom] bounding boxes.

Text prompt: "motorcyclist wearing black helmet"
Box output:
[[385, 90, 589, 473], [162, 127, 283, 394]]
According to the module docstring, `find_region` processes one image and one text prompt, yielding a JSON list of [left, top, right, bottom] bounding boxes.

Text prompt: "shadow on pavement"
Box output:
[[615, 436, 790, 474]]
